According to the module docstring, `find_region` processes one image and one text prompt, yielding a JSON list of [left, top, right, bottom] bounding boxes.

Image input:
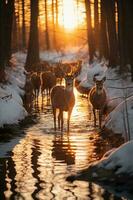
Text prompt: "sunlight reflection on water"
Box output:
[[1, 90, 124, 199]]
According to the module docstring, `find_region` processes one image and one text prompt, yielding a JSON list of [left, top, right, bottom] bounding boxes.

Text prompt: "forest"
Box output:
[[0, 0, 133, 200], [0, 0, 133, 78]]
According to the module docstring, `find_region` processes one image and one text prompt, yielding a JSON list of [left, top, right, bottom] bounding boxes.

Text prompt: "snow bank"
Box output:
[[0, 54, 27, 127], [0, 95, 27, 126], [74, 57, 133, 178], [104, 96, 133, 140], [97, 140, 133, 175]]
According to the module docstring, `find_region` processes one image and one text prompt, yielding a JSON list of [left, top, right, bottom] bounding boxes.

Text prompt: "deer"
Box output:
[[54, 62, 64, 85], [89, 74, 107, 129], [31, 72, 41, 100], [51, 67, 79, 132], [23, 73, 34, 110], [41, 71, 56, 98]]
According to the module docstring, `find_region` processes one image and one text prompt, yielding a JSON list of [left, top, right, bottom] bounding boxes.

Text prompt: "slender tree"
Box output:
[[12, 10, 18, 52], [22, 0, 26, 49], [125, 1, 133, 80], [105, 0, 118, 67], [0, 0, 14, 82], [94, 0, 99, 51], [52, 0, 56, 49], [44, 0, 50, 50], [117, 0, 127, 72], [99, 0, 109, 60], [55, 0, 59, 49], [85, 0, 95, 63], [25, 0, 40, 69]]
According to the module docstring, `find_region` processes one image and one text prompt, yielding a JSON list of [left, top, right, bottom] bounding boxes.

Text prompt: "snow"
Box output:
[[97, 140, 133, 175], [1, 50, 133, 177], [72, 54, 133, 177], [104, 96, 133, 140], [75, 57, 133, 140], [79, 61, 107, 89], [0, 54, 27, 127], [40, 46, 87, 63]]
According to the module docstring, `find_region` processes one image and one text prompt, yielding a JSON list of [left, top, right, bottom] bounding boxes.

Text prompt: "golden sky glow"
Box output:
[[62, 0, 78, 30]]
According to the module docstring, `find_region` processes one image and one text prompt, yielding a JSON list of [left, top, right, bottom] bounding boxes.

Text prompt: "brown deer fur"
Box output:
[[51, 75, 75, 132], [89, 76, 107, 128], [31, 72, 41, 99], [41, 71, 56, 97]]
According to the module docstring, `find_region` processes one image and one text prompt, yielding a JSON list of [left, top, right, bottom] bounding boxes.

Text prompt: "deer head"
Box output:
[[93, 74, 106, 94]]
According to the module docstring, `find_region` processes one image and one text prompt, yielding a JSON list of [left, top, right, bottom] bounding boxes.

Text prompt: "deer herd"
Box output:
[[25, 60, 107, 132]]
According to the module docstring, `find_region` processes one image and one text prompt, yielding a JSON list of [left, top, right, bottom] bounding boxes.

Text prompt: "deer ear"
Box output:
[[93, 73, 99, 82], [103, 76, 106, 82], [93, 76, 96, 82]]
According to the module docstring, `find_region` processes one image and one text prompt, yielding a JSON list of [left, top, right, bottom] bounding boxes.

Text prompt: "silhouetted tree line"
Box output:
[[0, 0, 14, 81], [85, 0, 133, 80], [0, 0, 133, 82]]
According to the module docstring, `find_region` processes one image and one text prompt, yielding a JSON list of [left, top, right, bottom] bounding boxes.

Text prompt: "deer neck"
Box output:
[[96, 86, 103, 95], [65, 78, 74, 93], [65, 86, 74, 93]]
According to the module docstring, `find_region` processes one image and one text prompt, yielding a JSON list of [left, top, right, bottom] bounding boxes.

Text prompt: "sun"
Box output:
[[62, 0, 77, 31]]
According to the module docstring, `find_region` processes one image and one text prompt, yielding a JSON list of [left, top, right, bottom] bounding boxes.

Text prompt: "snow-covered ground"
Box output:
[[96, 140, 133, 175], [71, 55, 133, 181], [75, 57, 133, 137], [0, 54, 27, 127], [0, 48, 87, 128], [1, 49, 133, 178]]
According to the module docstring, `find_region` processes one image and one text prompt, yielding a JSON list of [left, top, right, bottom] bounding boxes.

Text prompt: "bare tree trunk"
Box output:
[[12, 11, 18, 52], [0, 0, 14, 82], [117, 0, 127, 72], [22, 0, 26, 49], [52, 0, 56, 49], [105, 0, 118, 67], [55, 0, 59, 49], [16, 0, 22, 50], [85, 0, 95, 63], [25, 0, 40, 69], [44, 0, 50, 50], [124, 1, 133, 80], [94, 0, 99, 51], [99, 0, 109, 60]]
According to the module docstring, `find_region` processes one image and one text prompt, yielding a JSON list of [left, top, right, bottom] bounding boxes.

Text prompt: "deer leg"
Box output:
[[93, 108, 96, 127], [35, 89, 37, 100], [49, 88, 51, 96], [37, 88, 39, 99], [60, 78, 62, 85], [60, 111, 63, 132], [67, 110, 72, 132], [53, 108, 56, 131], [58, 110, 60, 130], [41, 87, 44, 100], [99, 110, 102, 129]]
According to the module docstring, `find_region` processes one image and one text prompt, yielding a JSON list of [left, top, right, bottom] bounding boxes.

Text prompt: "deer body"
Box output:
[[54, 64, 64, 85], [89, 76, 107, 128], [41, 71, 56, 97], [30, 72, 41, 99], [24, 74, 34, 103], [51, 75, 75, 132]]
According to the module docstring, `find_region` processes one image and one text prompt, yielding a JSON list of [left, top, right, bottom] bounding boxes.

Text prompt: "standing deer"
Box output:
[[51, 68, 78, 132], [31, 72, 41, 100], [41, 71, 56, 97], [89, 75, 107, 129], [54, 62, 64, 85], [24, 73, 34, 102]]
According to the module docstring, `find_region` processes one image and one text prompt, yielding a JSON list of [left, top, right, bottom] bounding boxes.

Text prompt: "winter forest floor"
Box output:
[[0, 50, 133, 199]]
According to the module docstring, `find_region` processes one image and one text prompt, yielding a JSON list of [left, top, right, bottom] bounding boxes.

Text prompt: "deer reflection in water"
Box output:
[[52, 132, 76, 165]]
